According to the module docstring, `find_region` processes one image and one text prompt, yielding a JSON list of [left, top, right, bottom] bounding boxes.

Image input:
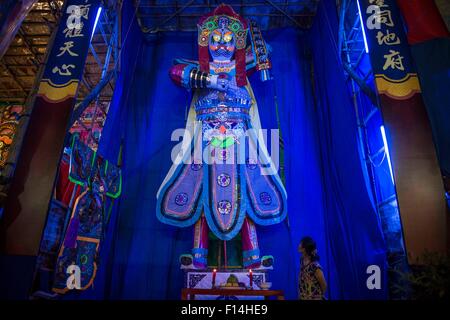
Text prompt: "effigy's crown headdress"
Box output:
[[197, 4, 248, 86]]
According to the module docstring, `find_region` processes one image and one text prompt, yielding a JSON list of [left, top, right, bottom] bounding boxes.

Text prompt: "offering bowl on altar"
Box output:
[[259, 282, 272, 290]]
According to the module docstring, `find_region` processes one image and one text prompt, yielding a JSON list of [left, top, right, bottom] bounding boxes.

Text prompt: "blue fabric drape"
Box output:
[[83, 0, 388, 300], [306, 0, 388, 299]]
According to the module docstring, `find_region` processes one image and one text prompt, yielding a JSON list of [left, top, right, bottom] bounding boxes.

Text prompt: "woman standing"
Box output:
[[298, 236, 327, 300]]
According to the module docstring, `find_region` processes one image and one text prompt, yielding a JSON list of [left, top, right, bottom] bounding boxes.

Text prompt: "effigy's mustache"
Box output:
[[214, 48, 234, 55], [211, 44, 234, 50]]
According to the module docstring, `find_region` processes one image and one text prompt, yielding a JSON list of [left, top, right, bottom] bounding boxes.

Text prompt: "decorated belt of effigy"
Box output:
[[196, 106, 250, 116], [196, 97, 252, 108]]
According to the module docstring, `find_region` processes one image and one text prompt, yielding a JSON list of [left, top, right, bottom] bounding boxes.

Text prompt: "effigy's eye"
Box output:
[[213, 34, 221, 42], [223, 34, 233, 43]]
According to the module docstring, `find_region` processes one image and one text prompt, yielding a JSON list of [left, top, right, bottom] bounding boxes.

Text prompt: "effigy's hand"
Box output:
[[217, 78, 230, 91], [208, 75, 229, 91]]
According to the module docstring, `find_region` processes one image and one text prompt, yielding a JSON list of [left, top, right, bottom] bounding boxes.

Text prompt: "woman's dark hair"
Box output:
[[300, 236, 320, 262]]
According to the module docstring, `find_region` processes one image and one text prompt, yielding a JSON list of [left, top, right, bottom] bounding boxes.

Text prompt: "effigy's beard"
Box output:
[[210, 48, 235, 61]]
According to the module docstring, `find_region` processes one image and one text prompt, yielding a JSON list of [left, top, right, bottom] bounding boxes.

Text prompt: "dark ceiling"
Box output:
[[135, 0, 320, 34]]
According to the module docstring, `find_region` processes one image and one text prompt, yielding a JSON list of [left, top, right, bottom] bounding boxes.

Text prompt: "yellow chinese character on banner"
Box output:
[[63, 4, 91, 38], [379, 10, 394, 27], [367, 7, 394, 29], [376, 30, 400, 46], [52, 64, 76, 76], [383, 50, 405, 71], [57, 41, 79, 57], [369, 0, 386, 7]]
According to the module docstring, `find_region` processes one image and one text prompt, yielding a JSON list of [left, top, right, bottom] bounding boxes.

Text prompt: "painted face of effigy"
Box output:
[[209, 17, 236, 62]]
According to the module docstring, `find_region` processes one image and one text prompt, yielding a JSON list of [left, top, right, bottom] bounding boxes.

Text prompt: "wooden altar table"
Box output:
[[181, 288, 285, 300]]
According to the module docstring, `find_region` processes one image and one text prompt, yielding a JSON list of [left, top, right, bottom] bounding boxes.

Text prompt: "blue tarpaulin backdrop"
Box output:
[[81, 0, 388, 300]]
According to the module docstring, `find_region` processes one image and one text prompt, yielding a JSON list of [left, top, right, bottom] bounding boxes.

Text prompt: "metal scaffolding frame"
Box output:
[[69, 0, 122, 148], [338, 0, 387, 208], [337, 0, 409, 298]]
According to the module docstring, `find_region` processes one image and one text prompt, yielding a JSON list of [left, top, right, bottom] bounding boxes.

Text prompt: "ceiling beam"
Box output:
[[139, 0, 195, 33], [263, 0, 306, 29], [0, 61, 28, 94], [138, 13, 315, 18], [139, 2, 316, 9]]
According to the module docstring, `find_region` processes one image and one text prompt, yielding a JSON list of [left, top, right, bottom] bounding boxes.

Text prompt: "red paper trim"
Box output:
[[397, 0, 449, 44]]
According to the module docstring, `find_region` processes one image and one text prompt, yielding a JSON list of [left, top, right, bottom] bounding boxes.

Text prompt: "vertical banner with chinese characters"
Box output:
[[38, 0, 100, 102], [359, 0, 448, 259], [359, 0, 421, 100], [3, 0, 101, 257]]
